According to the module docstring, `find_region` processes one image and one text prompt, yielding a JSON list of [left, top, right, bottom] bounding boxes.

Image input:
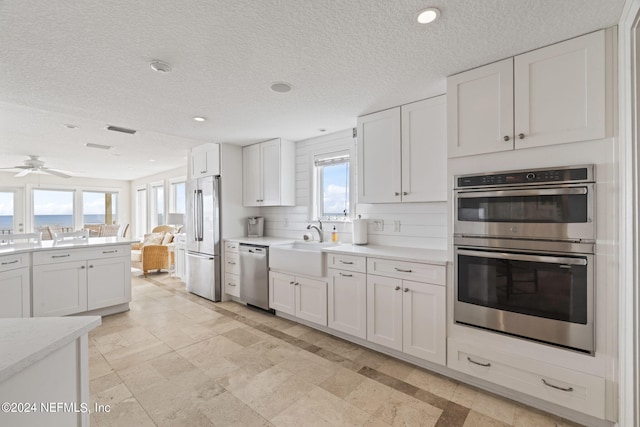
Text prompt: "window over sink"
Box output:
[[313, 150, 352, 221]]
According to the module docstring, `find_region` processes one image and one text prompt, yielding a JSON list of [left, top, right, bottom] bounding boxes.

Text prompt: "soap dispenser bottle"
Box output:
[[331, 226, 338, 242]]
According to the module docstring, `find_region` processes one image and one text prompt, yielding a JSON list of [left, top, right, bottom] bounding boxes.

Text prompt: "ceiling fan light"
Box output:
[[417, 8, 440, 24]]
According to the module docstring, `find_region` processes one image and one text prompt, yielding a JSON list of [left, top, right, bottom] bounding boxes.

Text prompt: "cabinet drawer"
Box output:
[[367, 258, 445, 285], [327, 253, 366, 273], [85, 245, 130, 260], [447, 338, 605, 419], [225, 273, 240, 297], [33, 249, 86, 265], [225, 252, 240, 275], [0, 253, 29, 273], [225, 241, 239, 253]]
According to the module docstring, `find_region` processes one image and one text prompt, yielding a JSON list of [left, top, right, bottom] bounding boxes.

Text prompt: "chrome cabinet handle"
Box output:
[[200, 170, 206, 174], [394, 267, 412, 273], [339, 273, 353, 277], [518, 133, 525, 139], [541, 379, 573, 392], [403, 288, 409, 292], [294, 282, 300, 286], [290, 281, 295, 284], [80, 265, 86, 269], [339, 260, 354, 265], [395, 192, 400, 196], [1, 260, 19, 265], [52, 254, 71, 258], [228, 261, 236, 265], [403, 192, 408, 196], [227, 282, 236, 287], [467, 357, 491, 367], [503, 135, 511, 141], [394, 286, 401, 291], [102, 250, 117, 254], [89, 265, 94, 268]]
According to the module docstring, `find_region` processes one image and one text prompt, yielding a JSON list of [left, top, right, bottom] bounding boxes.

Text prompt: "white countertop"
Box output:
[[226, 236, 296, 246], [322, 244, 448, 265], [0, 236, 137, 256], [0, 316, 101, 383]]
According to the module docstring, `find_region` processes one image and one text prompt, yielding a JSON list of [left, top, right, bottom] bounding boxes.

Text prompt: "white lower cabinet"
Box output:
[[327, 268, 367, 339], [269, 271, 327, 327], [224, 241, 240, 298], [447, 338, 606, 419], [0, 253, 30, 318], [366, 258, 447, 365], [32, 245, 131, 317]]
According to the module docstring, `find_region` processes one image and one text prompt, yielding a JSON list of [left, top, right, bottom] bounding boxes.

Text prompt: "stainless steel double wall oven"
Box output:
[[453, 165, 596, 354]]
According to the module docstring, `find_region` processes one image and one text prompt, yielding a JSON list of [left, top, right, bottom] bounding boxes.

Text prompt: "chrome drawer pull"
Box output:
[[394, 267, 412, 273], [227, 282, 236, 287], [339, 273, 353, 277], [102, 250, 117, 254], [541, 379, 573, 392], [52, 254, 71, 258], [1, 260, 19, 265], [339, 260, 354, 265], [228, 261, 236, 265], [467, 357, 491, 367]]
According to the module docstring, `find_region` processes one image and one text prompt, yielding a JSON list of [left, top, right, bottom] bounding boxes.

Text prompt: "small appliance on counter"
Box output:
[[247, 217, 264, 237]]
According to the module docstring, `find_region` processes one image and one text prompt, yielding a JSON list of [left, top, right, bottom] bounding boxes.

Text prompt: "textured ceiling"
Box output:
[[0, 0, 625, 180]]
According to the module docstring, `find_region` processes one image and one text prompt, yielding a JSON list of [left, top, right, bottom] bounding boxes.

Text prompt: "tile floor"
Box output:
[[88, 272, 584, 426]]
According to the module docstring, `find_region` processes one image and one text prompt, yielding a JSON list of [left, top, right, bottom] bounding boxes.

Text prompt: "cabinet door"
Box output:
[[401, 96, 447, 202], [328, 269, 366, 339], [447, 58, 514, 158], [243, 143, 262, 206], [357, 107, 401, 203], [366, 274, 403, 351], [87, 257, 130, 310], [0, 267, 30, 318], [260, 139, 282, 206], [514, 30, 605, 149], [32, 261, 88, 316], [175, 246, 186, 279], [191, 143, 220, 179], [269, 271, 295, 315], [402, 280, 446, 365], [295, 276, 327, 326]]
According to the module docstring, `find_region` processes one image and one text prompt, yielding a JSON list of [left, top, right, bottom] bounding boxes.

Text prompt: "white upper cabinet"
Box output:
[[448, 30, 606, 157], [357, 95, 447, 203], [243, 138, 295, 207], [190, 143, 220, 179]]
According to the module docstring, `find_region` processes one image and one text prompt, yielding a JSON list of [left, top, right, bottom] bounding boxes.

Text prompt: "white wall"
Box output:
[[0, 170, 131, 234], [259, 129, 448, 249]]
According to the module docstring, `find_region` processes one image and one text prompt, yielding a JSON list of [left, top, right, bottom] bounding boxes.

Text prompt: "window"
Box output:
[[136, 188, 147, 236], [150, 184, 164, 228], [0, 191, 15, 234], [170, 181, 186, 214], [33, 189, 75, 238], [314, 151, 351, 220], [83, 191, 118, 225]]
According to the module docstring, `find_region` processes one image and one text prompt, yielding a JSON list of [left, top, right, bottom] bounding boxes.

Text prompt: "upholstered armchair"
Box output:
[[131, 225, 175, 277]]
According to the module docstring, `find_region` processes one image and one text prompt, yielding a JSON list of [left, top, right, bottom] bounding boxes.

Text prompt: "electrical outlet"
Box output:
[[394, 220, 400, 232], [373, 220, 383, 231]]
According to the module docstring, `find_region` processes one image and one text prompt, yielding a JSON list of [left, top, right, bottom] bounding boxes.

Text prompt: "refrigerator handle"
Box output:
[[192, 189, 199, 242], [197, 189, 204, 241]]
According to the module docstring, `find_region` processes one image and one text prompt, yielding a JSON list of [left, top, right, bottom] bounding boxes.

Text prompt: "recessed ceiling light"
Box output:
[[416, 7, 440, 24], [150, 60, 172, 73], [149, 159, 156, 162], [270, 82, 293, 93], [193, 116, 206, 122]]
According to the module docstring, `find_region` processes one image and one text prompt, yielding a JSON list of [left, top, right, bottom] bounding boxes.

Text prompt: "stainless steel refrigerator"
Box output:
[[186, 175, 221, 301]]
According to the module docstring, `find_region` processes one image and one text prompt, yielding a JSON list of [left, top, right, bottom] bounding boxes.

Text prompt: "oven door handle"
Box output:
[[456, 187, 588, 198], [456, 249, 587, 266]]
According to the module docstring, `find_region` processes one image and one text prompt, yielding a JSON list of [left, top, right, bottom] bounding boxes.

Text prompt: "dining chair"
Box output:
[[52, 230, 90, 243], [0, 232, 42, 245]]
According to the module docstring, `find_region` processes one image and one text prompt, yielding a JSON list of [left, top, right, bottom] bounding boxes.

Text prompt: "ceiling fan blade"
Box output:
[[43, 168, 72, 179], [14, 169, 32, 177], [0, 166, 29, 170]]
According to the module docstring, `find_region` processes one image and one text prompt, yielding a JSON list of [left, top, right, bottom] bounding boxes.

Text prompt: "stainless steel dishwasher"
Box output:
[[239, 243, 271, 311]]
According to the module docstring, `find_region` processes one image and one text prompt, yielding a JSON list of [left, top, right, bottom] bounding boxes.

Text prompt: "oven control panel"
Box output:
[[456, 166, 592, 188]]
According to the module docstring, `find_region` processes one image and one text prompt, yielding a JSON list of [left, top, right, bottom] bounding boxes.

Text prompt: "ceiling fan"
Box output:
[[0, 155, 72, 178]]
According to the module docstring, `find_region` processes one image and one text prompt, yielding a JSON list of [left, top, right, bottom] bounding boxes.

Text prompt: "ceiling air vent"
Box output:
[[106, 125, 137, 135]]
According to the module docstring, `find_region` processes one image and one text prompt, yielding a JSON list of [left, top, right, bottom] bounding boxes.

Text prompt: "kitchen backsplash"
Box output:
[[258, 129, 447, 250]]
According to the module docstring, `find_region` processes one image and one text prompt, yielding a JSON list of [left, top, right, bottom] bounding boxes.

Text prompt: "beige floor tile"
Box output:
[[176, 335, 244, 371], [92, 396, 157, 427], [319, 367, 366, 398], [362, 415, 393, 427], [471, 392, 518, 425], [234, 375, 315, 420], [451, 383, 478, 408], [277, 351, 338, 385], [376, 358, 415, 380], [103, 340, 173, 371], [404, 368, 458, 400], [345, 378, 395, 415], [513, 405, 563, 427], [200, 391, 273, 426], [373, 390, 442, 427], [90, 371, 123, 397], [223, 326, 264, 346], [463, 410, 511, 427], [274, 387, 371, 426], [89, 351, 114, 380], [280, 323, 313, 338], [352, 349, 389, 369]]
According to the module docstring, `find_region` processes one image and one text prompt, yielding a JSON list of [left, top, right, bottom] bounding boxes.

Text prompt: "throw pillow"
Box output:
[[161, 233, 174, 245], [142, 232, 165, 246]]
